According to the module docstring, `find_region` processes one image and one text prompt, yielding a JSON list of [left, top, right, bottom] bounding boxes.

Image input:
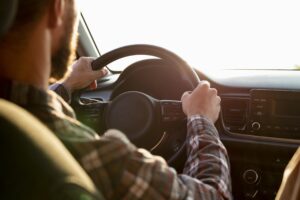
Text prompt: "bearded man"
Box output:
[[0, 0, 232, 199]]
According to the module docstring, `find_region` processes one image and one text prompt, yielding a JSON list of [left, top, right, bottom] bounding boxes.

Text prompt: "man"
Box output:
[[0, 0, 232, 199]]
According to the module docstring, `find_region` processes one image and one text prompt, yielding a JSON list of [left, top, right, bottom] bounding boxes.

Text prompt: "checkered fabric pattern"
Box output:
[[1, 79, 232, 200]]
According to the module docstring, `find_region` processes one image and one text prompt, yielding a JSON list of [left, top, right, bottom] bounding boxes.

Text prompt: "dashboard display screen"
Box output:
[[274, 100, 300, 117]]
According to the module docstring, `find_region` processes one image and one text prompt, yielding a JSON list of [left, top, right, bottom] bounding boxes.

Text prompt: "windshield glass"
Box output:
[[79, 0, 300, 71]]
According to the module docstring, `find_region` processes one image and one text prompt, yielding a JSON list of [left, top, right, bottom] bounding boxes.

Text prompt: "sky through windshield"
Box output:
[[79, 0, 300, 71]]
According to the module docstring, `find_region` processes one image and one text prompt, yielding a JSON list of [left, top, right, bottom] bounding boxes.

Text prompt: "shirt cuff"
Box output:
[[187, 114, 213, 124], [187, 114, 219, 138], [49, 83, 71, 103]]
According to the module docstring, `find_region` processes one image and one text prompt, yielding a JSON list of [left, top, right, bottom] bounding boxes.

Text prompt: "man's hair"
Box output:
[[11, 0, 51, 31]]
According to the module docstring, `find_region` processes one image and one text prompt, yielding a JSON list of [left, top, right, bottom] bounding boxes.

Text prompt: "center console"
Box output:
[[248, 89, 300, 139], [221, 89, 300, 199]]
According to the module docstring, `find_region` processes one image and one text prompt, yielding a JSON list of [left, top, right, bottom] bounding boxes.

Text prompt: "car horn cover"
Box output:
[[105, 91, 161, 147]]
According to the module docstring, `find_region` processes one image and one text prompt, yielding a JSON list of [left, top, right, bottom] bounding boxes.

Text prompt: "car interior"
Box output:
[[1, 0, 300, 200]]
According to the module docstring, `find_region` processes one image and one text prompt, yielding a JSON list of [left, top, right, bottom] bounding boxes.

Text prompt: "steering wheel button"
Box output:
[[163, 116, 171, 121]]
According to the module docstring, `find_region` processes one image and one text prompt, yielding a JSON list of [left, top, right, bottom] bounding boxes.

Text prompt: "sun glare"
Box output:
[[79, 0, 300, 70]]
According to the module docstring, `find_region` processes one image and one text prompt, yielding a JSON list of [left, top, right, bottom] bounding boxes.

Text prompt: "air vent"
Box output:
[[222, 98, 249, 132]]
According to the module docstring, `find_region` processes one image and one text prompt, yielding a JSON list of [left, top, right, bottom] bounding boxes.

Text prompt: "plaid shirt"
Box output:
[[1, 80, 232, 200]]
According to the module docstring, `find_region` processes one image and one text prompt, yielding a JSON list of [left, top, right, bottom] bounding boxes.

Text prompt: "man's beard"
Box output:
[[50, 3, 78, 81]]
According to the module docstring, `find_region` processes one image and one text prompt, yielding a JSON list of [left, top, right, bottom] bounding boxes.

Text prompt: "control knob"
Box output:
[[251, 122, 261, 131], [243, 169, 259, 185]]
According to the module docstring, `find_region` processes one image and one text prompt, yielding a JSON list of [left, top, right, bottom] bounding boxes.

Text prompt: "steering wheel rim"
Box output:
[[92, 44, 200, 88], [74, 44, 200, 166]]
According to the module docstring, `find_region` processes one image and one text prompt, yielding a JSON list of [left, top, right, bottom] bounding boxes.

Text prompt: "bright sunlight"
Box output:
[[79, 0, 300, 71]]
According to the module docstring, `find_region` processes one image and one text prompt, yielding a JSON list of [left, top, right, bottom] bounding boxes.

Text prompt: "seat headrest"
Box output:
[[0, 99, 104, 199], [0, 0, 18, 37]]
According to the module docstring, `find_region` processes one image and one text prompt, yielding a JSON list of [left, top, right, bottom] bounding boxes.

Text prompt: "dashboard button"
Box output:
[[274, 126, 281, 131], [255, 105, 265, 109], [251, 122, 261, 131], [255, 111, 263, 116], [265, 125, 272, 130]]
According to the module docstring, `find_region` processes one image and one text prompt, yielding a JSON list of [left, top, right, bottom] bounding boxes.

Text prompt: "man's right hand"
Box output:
[[181, 81, 221, 123], [62, 57, 108, 94]]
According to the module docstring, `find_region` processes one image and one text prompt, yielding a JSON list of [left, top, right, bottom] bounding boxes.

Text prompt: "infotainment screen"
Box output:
[[273, 100, 300, 118], [249, 89, 300, 139]]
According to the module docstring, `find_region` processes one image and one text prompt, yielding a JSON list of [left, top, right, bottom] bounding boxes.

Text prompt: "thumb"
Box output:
[[88, 80, 97, 90], [181, 91, 191, 102], [93, 68, 108, 80], [192, 81, 210, 95]]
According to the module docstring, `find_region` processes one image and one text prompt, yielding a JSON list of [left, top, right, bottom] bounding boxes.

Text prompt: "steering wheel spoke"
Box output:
[[74, 99, 109, 134], [160, 100, 186, 123]]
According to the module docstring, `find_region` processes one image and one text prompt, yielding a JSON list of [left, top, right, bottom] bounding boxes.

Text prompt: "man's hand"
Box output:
[[181, 81, 221, 123], [62, 57, 108, 93]]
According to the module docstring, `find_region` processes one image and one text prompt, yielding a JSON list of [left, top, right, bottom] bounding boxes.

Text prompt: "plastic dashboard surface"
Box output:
[[201, 69, 300, 199]]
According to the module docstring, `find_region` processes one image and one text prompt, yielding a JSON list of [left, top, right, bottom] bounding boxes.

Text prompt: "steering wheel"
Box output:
[[74, 44, 200, 166]]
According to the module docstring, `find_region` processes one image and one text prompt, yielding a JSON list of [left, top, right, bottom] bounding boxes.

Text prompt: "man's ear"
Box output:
[[47, 0, 65, 28]]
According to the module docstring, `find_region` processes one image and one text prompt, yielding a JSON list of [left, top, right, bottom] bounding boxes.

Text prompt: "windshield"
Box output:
[[79, 0, 300, 71]]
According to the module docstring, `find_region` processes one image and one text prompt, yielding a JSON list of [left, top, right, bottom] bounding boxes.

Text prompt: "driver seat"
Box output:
[[0, 99, 104, 199], [0, 1, 104, 198]]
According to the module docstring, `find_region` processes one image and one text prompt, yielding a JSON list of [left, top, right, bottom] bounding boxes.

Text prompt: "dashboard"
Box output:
[[206, 69, 300, 199], [79, 68, 300, 200]]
